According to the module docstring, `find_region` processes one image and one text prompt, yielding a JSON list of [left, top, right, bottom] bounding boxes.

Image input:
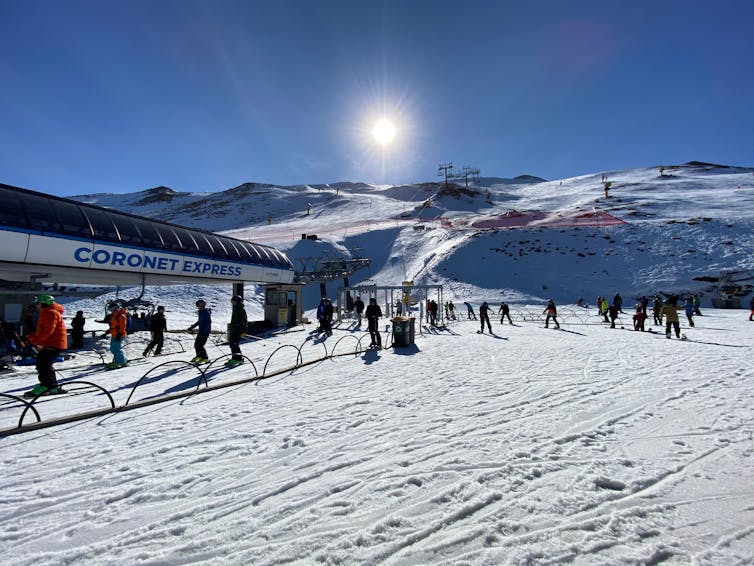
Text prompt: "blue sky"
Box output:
[[1, 0, 753, 196]]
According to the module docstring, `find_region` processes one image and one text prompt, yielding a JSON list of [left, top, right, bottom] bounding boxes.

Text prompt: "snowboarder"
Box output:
[[479, 302, 492, 333], [106, 302, 128, 369], [660, 295, 682, 339], [22, 295, 67, 396], [70, 310, 85, 349], [684, 297, 695, 328], [353, 296, 365, 326], [498, 301, 513, 324], [365, 298, 382, 348], [143, 305, 166, 357], [225, 295, 247, 367], [543, 299, 560, 329], [188, 299, 211, 363]]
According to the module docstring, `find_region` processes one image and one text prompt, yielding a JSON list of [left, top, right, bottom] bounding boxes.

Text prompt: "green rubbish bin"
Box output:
[[391, 317, 415, 347]]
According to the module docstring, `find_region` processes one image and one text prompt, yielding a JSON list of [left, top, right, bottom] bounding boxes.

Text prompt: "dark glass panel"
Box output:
[[157, 226, 182, 251], [0, 187, 29, 229], [192, 232, 215, 256], [130, 219, 164, 249], [109, 215, 142, 245], [53, 202, 91, 238], [81, 207, 120, 242], [18, 193, 62, 233]]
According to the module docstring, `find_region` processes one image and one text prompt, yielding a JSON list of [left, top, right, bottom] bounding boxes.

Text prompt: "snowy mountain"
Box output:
[[74, 161, 754, 310], [2, 162, 753, 565]]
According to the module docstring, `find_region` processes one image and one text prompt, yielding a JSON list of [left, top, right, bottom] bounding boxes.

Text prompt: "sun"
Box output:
[[372, 118, 396, 145]]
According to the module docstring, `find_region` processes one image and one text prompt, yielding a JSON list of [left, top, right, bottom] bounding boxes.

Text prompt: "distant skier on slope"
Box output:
[[659, 295, 682, 339], [478, 302, 492, 334], [498, 301, 513, 324], [684, 297, 696, 328], [543, 299, 560, 329], [365, 298, 382, 348]]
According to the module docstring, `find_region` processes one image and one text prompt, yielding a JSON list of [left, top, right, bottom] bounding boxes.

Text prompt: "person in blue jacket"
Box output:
[[684, 297, 695, 327], [188, 299, 212, 363]]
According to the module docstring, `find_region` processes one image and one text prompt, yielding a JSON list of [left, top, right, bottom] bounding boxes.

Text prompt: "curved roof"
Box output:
[[0, 182, 293, 271]]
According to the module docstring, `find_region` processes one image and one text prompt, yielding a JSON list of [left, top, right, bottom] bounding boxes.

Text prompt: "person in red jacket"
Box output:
[[23, 294, 67, 396], [106, 302, 129, 369]]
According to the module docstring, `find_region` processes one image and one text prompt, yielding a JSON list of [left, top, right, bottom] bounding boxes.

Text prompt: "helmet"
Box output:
[[195, 299, 206, 308], [34, 294, 54, 305], [230, 295, 243, 304]]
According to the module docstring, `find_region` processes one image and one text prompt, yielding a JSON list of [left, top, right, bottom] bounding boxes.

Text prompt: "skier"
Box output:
[[660, 295, 682, 339], [353, 296, 365, 326], [613, 292, 623, 313], [633, 304, 647, 331], [652, 296, 663, 326], [365, 297, 382, 348], [106, 301, 128, 369], [478, 301, 492, 333], [143, 305, 166, 357], [750, 295, 754, 322], [498, 301, 513, 324], [188, 299, 211, 363], [693, 294, 702, 316], [543, 299, 560, 329], [640, 295, 649, 315], [316, 297, 328, 333], [447, 301, 455, 320], [608, 302, 619, 328], [22, 295, 67, 396], [464, 302, 476, 320], [684, 297, 696, 328], [601, 297, 609, 322], [428, 300, 438, 325], [70, 310, 85, 349], [225, 295, 247, 367], [322, 298, 334, 336]]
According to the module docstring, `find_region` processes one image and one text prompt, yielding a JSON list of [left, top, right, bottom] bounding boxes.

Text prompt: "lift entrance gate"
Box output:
[[336, 283, 444, 329]]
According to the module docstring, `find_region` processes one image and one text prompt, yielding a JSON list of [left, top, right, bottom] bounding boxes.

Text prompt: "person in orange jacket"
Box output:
[[106, 301, 128, 369], [23, 294, 67, 396]]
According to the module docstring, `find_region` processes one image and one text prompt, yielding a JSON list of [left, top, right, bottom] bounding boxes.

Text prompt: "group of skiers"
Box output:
[[11, 288, 753, 398]]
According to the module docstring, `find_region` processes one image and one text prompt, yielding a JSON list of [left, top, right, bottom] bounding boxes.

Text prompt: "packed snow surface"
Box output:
[[1, 307, 752, 564], [2, 161, 754, 564]]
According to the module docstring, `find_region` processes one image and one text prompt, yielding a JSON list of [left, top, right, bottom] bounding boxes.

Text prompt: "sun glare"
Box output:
[[372, 118, 396, 145]]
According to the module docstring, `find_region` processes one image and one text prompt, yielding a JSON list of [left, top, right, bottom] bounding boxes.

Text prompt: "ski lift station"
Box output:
[[0, 183, 302, 328]]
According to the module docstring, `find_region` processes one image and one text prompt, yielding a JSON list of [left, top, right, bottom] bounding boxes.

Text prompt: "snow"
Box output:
[[2, 162, 754, 564]]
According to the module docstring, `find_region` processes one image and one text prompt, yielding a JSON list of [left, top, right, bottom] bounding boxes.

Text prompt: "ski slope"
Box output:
[[2, 161, 754, 564]]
